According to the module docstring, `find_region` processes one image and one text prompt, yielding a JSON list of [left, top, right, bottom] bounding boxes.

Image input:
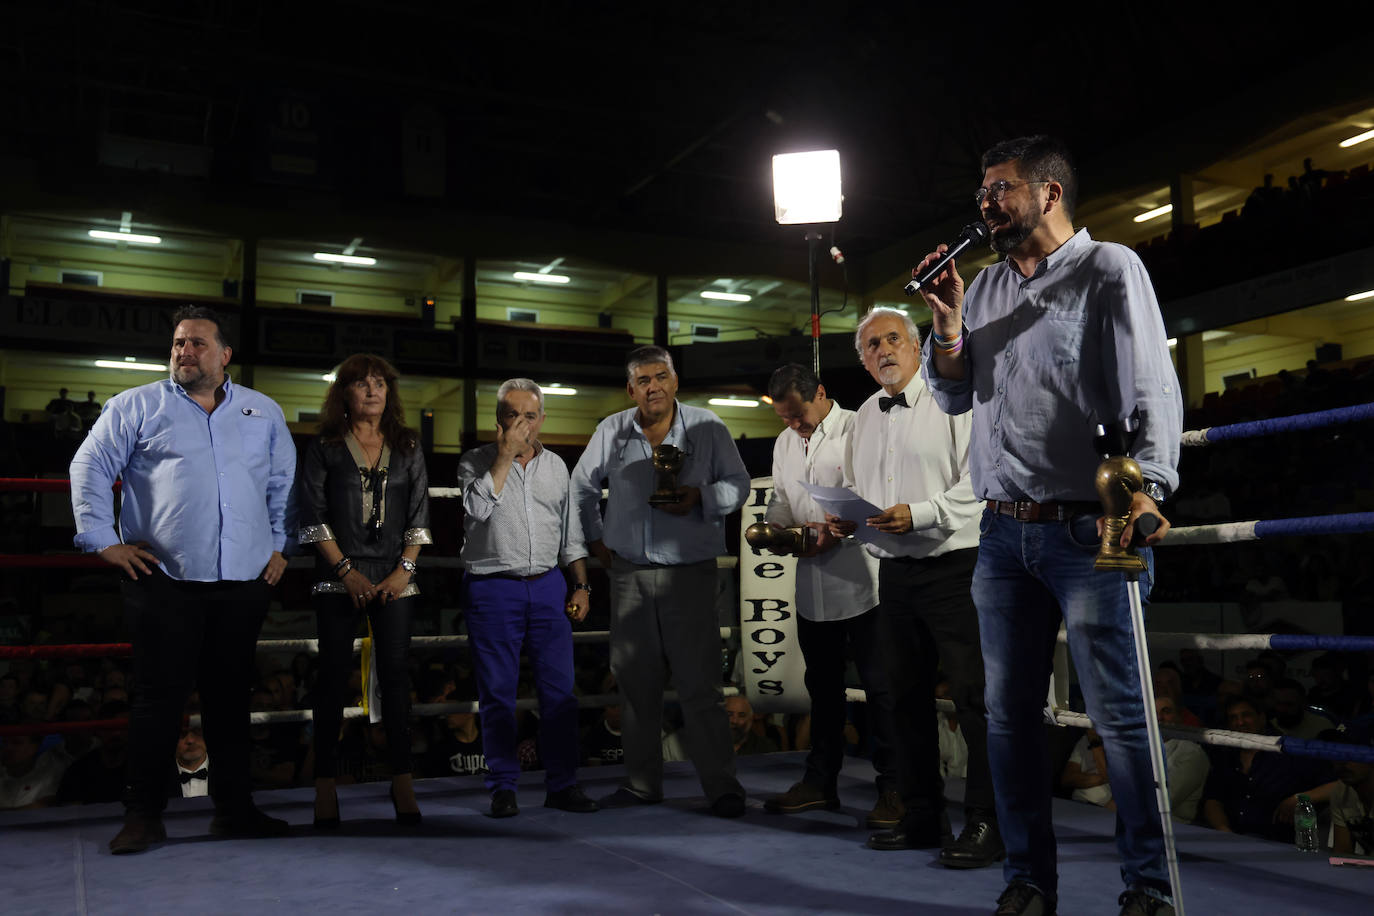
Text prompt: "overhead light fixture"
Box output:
[[708, 397, 759, 408], [1133, 204, 1173, 223], [89, 229, 161, 244], [95, 359, 165, 372], [1345, 289, 1374, 302], [700, 290, 752, 302], [542, 385, 578, 396], [1167, 338, 1178, 349], [513, 271, 570, 284], [322, 373, 337, 382], [1339, 128, 1374, 149], [772, 150, 843, 225], [760, 395, 774, 405], [313, 252, 376, 266]]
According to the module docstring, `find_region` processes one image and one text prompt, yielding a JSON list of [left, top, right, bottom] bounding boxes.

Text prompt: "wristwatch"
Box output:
[[399, 557, 418, 575], [1141, 480, 1168, 504], [572, 582, 592, 594]]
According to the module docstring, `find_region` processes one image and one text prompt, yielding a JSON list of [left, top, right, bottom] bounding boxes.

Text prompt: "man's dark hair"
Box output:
[[626, 345, 675, 380], [1223, 693, 1262, 718], [767, 363, 821, 402], [1273, 678, 1305, 696], [171, 305, 231, 348], [981, 135, 1078, 221]]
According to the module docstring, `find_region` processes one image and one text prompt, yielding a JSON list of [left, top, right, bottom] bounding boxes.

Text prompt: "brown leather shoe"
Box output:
[[109, 815, 167, 855], [866, 789, 905, 828], [763, 782, 840, 814]]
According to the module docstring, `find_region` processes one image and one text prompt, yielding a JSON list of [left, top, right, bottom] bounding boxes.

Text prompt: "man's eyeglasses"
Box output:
[[974, 179, 1052, 206]]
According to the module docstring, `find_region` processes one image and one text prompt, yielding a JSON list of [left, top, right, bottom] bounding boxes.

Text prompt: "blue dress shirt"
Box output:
[[570, 401, 750, 566], [922, 228, 1182, 502], [70, 375, 296, 582]]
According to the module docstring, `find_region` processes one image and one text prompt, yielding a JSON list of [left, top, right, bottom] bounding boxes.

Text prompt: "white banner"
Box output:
[[738, 476, 809, 714]]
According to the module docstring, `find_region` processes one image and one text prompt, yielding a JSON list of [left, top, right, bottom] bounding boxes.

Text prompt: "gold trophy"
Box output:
[[1093, 415, 1147, 572], [744, 522, 817, 557], [648, 444, 686, 506]]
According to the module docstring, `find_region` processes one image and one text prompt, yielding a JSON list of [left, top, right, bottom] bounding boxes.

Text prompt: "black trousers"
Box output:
[[312, 593, 414, 777], [121, 570, 270, 816], [795, 608, 896, 794], [877, 547, 994, 820]]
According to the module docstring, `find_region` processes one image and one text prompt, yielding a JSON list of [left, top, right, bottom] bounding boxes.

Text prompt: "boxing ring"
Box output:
[[2, 402, 1374, 913]]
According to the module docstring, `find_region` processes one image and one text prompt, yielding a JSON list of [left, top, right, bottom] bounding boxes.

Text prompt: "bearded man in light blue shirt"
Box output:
[[570, 345, 750, 817], [917, 136, 1183, 916], [70, 306, 296, 855]]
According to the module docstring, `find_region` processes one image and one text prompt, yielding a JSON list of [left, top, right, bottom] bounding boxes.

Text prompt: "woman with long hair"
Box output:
[[298, 354, 431, 826]]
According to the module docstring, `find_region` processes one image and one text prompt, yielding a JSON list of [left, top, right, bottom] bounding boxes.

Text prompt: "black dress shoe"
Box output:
[[545, 784, 599, 813], [939, 818, 1005, 869], [710, 792, 746, 818], [490, 789, 519, 818], [390, 784, 422, 826], [209, 807, 290, 838], [866, 813, 951, 850], [597, 787, 662, 808], [996, 881, 1056, 915], [109, 815, 167, 855]]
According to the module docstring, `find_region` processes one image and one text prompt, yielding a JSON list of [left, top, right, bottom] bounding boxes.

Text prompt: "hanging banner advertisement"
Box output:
[[738, 476, 809, 714]]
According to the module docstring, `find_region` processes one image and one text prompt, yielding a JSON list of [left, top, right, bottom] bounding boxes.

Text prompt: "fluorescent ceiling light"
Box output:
[[1167, 338, 1177, 349], [1345, 289, 1374, 301], [700, 290, 752, 302], [772, 150, 843, 225], [1339, 128, 1374, 149], [1133, 204, 1173, 223], [313, 252, 376, 266], [708, 397, 759, 408], [89, 229, 161, 244], [760, 395, 774, 405], [322, 373, 337, 382], [513, 271, 570, 284], [95, 359, 165, 372], [542, 385, 577, 396]]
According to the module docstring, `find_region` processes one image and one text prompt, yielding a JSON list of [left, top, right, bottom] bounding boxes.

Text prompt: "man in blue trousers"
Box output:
[[457, 378, 598, 817]]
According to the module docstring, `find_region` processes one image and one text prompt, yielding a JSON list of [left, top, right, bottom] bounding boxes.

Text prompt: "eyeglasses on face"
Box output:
[[974, 179, 1052, 206]]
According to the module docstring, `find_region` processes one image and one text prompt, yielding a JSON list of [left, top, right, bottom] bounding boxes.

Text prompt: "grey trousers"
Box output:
[[609, 556, 742, 802]]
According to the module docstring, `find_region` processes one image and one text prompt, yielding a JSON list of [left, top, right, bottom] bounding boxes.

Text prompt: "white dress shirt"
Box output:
[[765, 401, 878, 622], [844, 374, 982, 560]]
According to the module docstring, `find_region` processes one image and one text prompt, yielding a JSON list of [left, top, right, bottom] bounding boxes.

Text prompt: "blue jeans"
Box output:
[[972, 509, 1167, 902]]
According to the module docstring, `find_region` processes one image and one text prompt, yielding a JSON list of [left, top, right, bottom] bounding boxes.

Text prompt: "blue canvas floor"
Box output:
[[2, 751, 1368, 915]]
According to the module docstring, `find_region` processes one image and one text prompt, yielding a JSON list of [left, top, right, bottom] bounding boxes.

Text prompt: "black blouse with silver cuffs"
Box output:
[[298, 433, 433, 598]]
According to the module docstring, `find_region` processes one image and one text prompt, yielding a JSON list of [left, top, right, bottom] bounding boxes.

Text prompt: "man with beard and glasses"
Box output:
[[914, 136, 1184, 916], [829, 307, 997, 867], [70, 306, 296, 854]]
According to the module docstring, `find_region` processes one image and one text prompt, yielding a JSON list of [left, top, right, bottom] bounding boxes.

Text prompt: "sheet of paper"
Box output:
[[799, 482, 909, 553]]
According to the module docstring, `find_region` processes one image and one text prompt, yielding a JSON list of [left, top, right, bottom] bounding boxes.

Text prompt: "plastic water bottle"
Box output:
[[1294, 793, 1319, 853]]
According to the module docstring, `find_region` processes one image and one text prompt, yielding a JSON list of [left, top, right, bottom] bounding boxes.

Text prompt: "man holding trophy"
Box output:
[[749, 364, 899, 830], [570, 345, 751, 816], [915, 135, 1183, 916]]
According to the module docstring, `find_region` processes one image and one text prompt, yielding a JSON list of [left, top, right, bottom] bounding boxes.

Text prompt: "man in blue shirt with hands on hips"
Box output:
[[915, 136, 1182, 916], [70, 306, 296, 854], [570, 345, 751, 817]]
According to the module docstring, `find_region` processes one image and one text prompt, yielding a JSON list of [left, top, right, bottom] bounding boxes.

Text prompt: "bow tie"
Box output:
[[180, 768, 208, 784], [878, 392, 908, 413]]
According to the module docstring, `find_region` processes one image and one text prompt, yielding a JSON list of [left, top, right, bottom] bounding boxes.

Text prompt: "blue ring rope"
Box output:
[[1269, 634, 1374, 652], [1280, 736, 1374, 764], [1195, 401, 1374, 443], [1252, 512, 1374, 539]]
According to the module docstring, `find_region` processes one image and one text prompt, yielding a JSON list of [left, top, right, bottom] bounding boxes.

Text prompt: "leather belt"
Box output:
[[986, 499, 1096, 522], [470, 570, 549, 582]]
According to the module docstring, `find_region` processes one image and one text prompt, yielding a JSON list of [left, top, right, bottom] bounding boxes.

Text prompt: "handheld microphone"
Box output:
[[903, 222, 990, 296]]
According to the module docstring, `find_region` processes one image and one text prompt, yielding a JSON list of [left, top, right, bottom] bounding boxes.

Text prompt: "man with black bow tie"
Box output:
[[174, 725, 209, 798], [830, 307, 999, 867]]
